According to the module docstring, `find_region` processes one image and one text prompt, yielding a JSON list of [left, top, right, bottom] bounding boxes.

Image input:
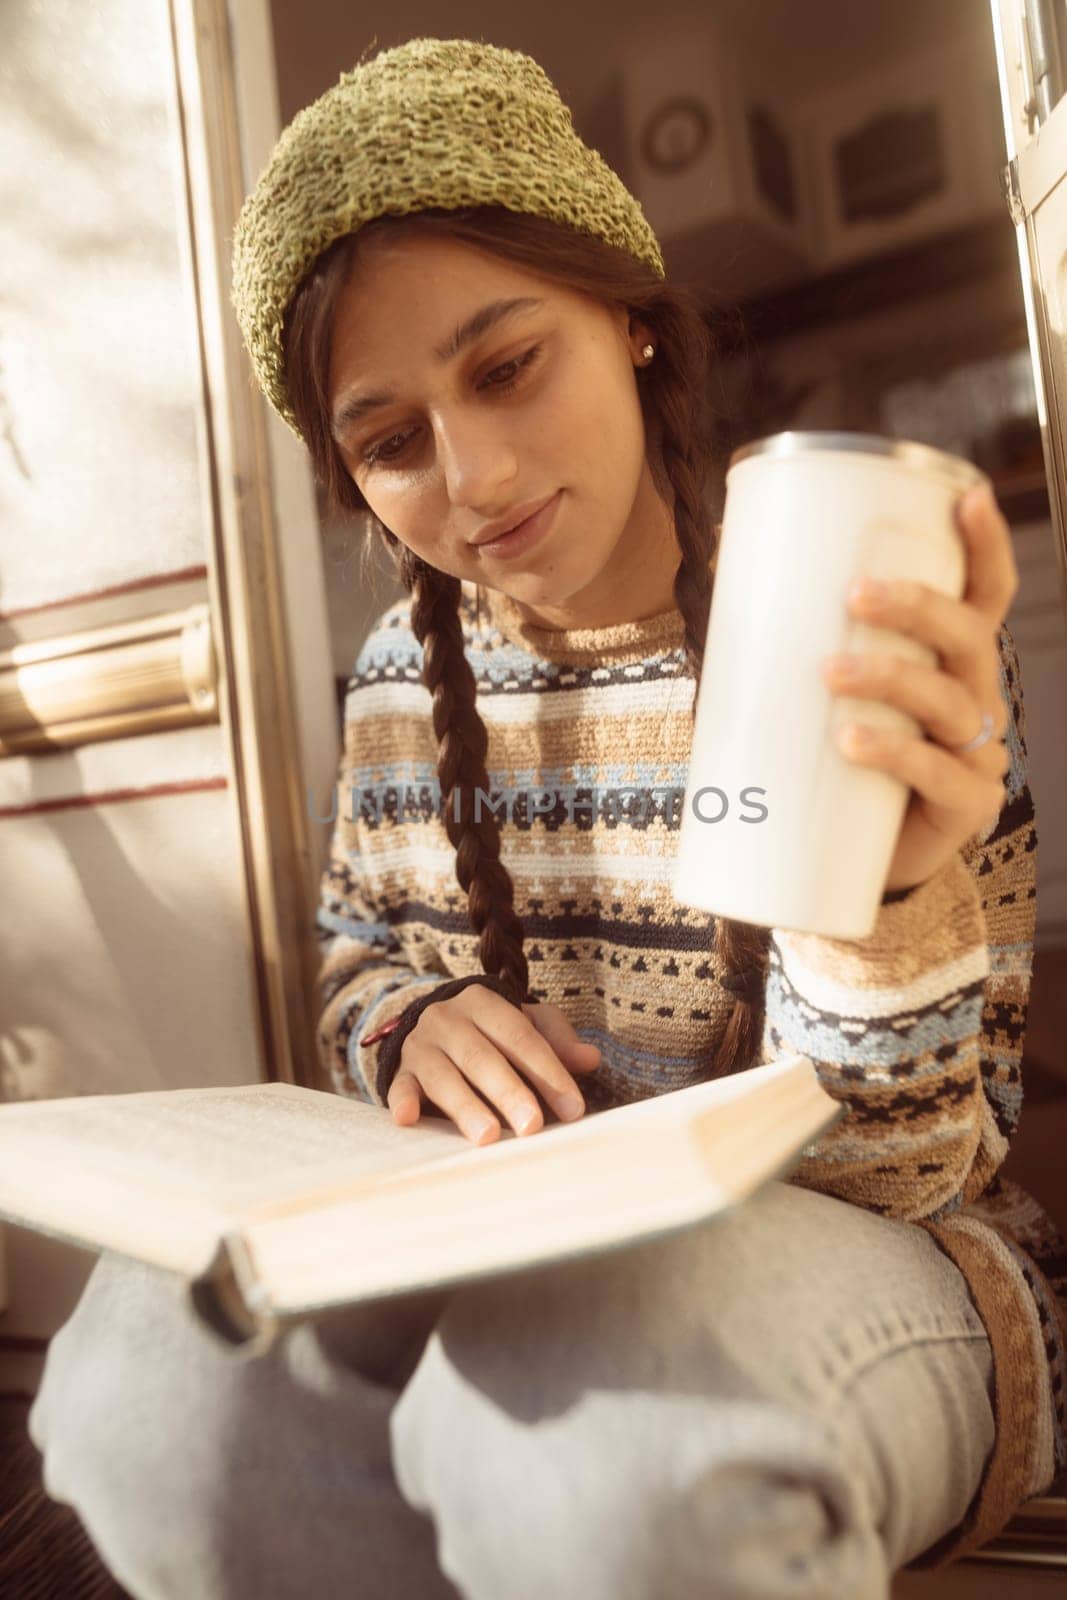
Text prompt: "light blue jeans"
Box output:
[[27, 1179, 996, 1600]]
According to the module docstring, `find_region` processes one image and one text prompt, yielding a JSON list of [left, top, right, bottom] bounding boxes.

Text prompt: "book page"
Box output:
[[0, 1083, 469, 1274], [225, 1053, 842, 1321], [0, 1056, 828, 1285]]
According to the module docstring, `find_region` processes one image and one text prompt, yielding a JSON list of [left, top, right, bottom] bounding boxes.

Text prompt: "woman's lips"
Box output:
[[472, 490, 562, 559]]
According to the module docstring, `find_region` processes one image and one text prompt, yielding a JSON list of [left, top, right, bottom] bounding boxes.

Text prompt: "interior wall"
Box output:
[[267, 0, 982, 131]]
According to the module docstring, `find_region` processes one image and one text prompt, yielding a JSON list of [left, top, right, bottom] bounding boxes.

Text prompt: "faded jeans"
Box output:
[[27, 1179, 997, 1600]]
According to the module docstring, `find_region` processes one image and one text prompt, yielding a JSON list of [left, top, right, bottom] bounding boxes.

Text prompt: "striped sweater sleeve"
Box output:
[[759, 621, 1037, 1223], [315, 847, 449, 1108], [314, 633, 449, 1108]]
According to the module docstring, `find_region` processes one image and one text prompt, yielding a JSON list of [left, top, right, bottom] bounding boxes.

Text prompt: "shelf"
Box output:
[[990, 467, 1051, 523], [710, 215, 1021, 352]]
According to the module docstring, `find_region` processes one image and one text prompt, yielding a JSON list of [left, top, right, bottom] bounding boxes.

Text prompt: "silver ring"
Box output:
[[950, 709, 997, 754]]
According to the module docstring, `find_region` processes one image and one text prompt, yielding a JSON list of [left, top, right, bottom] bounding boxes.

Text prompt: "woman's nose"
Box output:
[[434, 413, 520, 508]]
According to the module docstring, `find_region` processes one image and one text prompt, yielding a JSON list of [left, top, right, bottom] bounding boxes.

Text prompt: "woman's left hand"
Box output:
[[821, 482, 1018, 895]]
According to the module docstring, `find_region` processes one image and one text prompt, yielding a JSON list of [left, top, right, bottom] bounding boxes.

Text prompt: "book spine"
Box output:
[[186, 1232, 283, 1360]]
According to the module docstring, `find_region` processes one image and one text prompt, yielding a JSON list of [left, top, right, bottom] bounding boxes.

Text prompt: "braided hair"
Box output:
[[284, 207, 771, 1078]]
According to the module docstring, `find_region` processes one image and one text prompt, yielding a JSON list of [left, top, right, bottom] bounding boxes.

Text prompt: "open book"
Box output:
[[0, 1054, 843, 1358]]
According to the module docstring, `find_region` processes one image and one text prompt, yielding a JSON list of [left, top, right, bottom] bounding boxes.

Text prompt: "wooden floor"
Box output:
[[0, 1397, 134, 1600], [892, 1565, 1067, 1597]]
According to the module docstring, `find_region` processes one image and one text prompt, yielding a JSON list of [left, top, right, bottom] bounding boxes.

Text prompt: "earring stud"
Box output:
[[642, 343, 655, 359]]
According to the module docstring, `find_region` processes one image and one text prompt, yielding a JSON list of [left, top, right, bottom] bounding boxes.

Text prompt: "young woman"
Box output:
[[29, 36, 1066, 1600]]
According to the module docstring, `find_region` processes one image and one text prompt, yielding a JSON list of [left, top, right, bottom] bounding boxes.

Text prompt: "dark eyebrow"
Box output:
[[330, 296, 545, 441]]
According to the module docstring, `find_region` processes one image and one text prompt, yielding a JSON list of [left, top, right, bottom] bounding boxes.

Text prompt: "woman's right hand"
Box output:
[[385, 989, 601, 1144]]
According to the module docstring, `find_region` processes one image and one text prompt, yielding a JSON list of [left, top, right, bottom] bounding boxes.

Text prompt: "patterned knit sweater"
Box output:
[[315, 577, 1067, 1565]]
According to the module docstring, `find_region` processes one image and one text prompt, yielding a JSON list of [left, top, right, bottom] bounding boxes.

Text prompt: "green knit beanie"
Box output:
[[230, 36, 665, 437]]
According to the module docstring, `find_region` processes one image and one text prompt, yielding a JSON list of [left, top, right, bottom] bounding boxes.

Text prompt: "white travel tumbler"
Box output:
[[672, 431, 991, 940]]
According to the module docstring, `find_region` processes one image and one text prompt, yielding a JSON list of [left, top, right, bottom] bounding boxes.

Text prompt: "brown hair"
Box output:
[[284, 206, 771, 1078]]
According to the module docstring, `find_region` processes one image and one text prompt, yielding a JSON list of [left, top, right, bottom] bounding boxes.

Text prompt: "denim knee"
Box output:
[[28, 1253, 244, 1596], [29, 1252, 461, 1600], [388, 1186, 997, 1600], [391, 1324, 892, 1600]]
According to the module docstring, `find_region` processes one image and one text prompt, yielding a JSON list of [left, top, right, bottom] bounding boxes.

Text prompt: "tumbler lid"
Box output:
[[728, 430, 991, 494]]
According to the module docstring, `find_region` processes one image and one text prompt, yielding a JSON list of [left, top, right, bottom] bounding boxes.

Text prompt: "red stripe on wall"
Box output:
[[0, 565, 210, 622], [0, 775, 228, 819]]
